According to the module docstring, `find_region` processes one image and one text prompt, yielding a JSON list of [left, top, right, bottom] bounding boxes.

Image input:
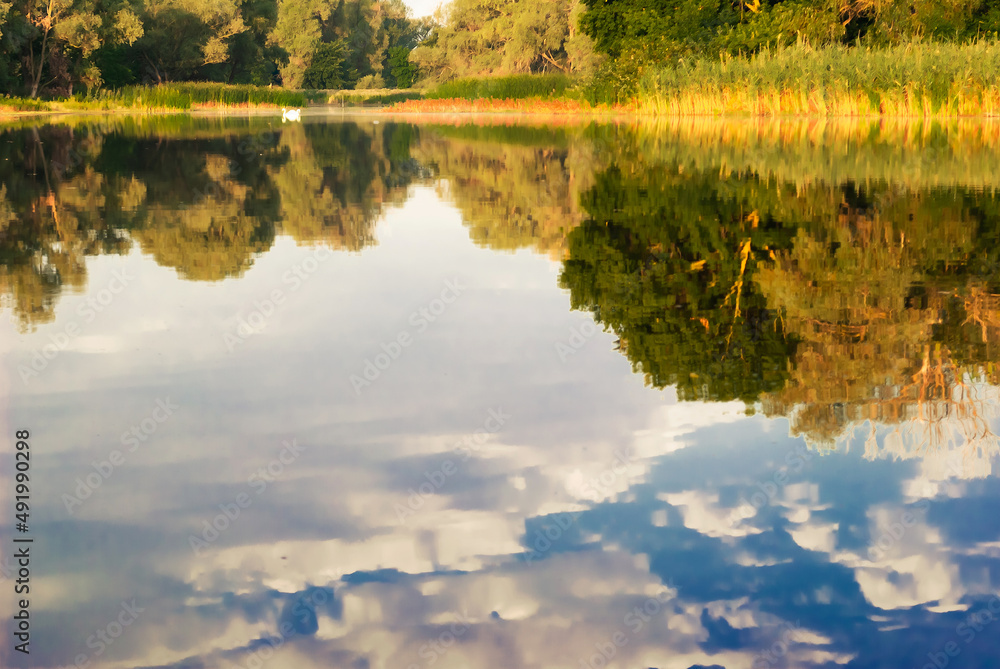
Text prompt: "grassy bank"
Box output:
[[14, 42, 1000, 118], [403, 43, 1000, 118], [638, 41, 1000, 117], [426, 74, 576, 101], [388, 97, 623, 114], [389, 73, 628, 114], [327, 89, 423, 106], [0, 83, 325, 113]]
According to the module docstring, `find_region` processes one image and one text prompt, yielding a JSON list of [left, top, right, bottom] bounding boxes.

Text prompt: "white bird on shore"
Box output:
[[282, 107, 301, 123]]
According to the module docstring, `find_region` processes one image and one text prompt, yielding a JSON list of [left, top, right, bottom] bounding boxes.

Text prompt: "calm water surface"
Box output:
[[2, 114, 1000, 669]]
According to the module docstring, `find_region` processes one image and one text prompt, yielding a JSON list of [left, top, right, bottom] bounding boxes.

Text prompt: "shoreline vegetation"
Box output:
[[7, 0, 1000, 119], [11, 41, 1000, 119]]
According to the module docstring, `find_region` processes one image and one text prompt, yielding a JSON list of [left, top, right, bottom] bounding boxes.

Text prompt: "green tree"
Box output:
[[301, 38, 347, 88], [211, 0, 284, 84], [387, 44, 416, 87], [410, 0, 596, 84], [137, 0, 245, 83], [270, 0, 333, 88], [271, 0, 421, 89]]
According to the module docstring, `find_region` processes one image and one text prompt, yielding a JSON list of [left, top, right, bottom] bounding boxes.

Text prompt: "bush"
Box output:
[[328, 90, 422, 106], [0, 96, 51, 112], [355, 74, 386, 90]]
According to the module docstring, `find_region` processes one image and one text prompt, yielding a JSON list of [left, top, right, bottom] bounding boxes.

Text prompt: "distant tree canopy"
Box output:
[[577, 0, 1000, 64], [272, 0, 428, 89], [410, 0, 603, 83], [0, 0, 429, 96], [5, 0, 1000, 97]]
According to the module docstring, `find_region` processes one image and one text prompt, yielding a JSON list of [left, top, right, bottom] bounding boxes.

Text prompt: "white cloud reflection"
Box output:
[[2, 186, 999, 669]]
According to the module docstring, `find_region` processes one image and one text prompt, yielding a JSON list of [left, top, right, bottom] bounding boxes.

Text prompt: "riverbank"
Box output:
[[385, 98, 626, 115], [0, 83, 325, 114], [388, 43, 1000, 117], [12, 42, 1000, 119]]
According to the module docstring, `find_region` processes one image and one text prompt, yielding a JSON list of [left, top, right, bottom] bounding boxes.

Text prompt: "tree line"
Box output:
[[3, 0, 1000, 98], [0, 0, 427, 97], [578, 0, 1000, 60]]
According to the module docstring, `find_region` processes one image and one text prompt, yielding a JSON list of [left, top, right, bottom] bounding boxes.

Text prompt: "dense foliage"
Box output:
[[6, 0, 1000, 103], [0, 0, 428, 97], [575, 0, 1000, 101], [409, 0, 603, 83]]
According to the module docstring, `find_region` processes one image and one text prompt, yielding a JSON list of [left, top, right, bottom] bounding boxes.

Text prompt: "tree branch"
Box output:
[[541, 50, 566, 72]]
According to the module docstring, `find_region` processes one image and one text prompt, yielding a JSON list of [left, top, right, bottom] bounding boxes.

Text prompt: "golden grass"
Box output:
[[638, 41, 1000, 117]]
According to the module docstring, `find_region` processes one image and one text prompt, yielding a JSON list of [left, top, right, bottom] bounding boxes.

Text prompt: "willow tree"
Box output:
[[410, 0, 599, 83], [137, 0, 246, 82], [271, 0, 419, 88]]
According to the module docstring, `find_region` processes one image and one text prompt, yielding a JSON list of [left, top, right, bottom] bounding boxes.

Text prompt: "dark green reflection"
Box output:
[[0, 118, 419, 330], [559, 163, 797, 404], [559, 126, 1000, 450]]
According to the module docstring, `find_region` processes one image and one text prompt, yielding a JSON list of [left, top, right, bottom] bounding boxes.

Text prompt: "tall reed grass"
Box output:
[[1, 83, 324, 113], [93, 83, 322, 110], [328, 89, 423, 106], [0, 95, 52, 112], [427, 74, 576, 101], [640, 41, 1000, 117]]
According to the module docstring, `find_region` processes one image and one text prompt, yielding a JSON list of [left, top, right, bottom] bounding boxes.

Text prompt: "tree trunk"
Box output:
[[30, 29, 50, 98]]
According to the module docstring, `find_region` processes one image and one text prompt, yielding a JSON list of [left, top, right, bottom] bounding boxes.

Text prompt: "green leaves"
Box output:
[[387, 45, 417, 88], [273, 0, 420, 89], [302, 39, 348, 89], [112, 7, 142, 45], [409, 0, 596, 84]]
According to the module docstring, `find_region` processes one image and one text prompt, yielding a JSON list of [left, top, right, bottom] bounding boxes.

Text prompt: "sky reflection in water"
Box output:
[[1, 116, 1000, 669]]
